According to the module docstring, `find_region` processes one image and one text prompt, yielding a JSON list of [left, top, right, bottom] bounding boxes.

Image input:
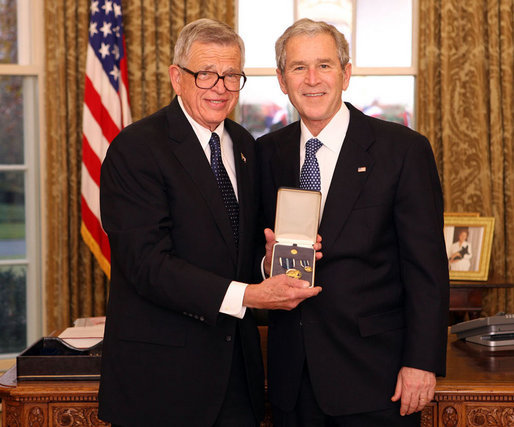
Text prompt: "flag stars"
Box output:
[[87, 0, 127, 89], [98, 42, 111, 59], [89, 22, 98, 37], [99, 21, 112, 38], [102, 0, 113, 15], [110, 65, 120, 81], [113, 3, 122, 17], [90, 0, 99, 15], [111, 44, 120, 60]]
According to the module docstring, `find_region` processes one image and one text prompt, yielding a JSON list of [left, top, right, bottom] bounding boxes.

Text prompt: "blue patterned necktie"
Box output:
[[209, 132, 239, 247], [300, 138, 323, 191]]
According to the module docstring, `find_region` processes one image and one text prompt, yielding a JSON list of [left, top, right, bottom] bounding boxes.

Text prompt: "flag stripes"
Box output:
[[81, 0, 131, 278]]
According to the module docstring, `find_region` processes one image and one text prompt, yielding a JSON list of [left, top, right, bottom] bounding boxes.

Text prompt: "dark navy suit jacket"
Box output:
[[99, 97, 264, 426], [257, 102, 449, 416]]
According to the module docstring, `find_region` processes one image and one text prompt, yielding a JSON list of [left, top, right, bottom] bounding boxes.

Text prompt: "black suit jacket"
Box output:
[[98, 98, 264, 426], [257, 103, 449, 416]]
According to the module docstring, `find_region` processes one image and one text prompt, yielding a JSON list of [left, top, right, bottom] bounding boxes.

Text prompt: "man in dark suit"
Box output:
[[98, 19, 321, 427], [257, 19, 449, 426]]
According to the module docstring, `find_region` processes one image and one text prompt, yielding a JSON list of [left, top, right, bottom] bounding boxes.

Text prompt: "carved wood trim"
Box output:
[[437, 394, 514, 402], [421, 404, 435, 427], [27, 404, 46, 426], [50, 404, 110, 426], [466, 405, 514, 426], [9, 394, 98, 403], [441, 405, 459, 427], [5, 402, 23, 427]]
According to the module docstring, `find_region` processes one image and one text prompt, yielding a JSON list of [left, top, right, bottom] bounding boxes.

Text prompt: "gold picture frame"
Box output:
[[444, 212, 480, 217], [443, 215, 495, 281]]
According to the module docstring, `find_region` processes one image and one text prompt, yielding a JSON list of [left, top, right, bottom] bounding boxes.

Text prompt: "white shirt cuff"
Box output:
[[220, 281, 248, 319]]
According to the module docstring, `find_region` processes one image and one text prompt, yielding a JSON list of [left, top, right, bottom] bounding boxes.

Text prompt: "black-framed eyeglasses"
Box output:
[[179, 66, 247, 92]]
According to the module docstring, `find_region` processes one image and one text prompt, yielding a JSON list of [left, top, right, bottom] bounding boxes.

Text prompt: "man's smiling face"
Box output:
[[169, 41, 242, 131], [277, 33, 351, 136]]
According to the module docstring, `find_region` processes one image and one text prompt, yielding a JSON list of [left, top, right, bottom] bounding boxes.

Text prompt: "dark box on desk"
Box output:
[[16, 337, 102, 381], [270, 187, 321, 287]]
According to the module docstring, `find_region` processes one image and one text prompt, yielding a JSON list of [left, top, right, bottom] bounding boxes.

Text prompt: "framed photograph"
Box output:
[[443, 216, 495, 281]]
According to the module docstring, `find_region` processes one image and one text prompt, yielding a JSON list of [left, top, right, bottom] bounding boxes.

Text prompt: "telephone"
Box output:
[[450, 313, 514, 347]]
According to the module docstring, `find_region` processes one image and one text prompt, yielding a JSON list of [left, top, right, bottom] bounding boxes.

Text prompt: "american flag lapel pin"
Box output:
[[358, 166, 366, 173], [241, 152, 247, 163]]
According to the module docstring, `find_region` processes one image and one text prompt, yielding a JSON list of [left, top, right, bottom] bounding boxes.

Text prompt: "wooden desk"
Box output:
[[2, 331, 514, 427], [421, 331, 514, 427], [450, 279, 514, 322], [0, 366, 109, 426]]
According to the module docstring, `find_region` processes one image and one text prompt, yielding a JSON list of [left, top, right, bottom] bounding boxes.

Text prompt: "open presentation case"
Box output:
[[270, 187, 321, 287]]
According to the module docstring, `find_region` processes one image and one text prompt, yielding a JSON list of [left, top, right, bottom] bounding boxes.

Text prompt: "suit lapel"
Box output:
[[227, 121, 249, 212], [226, 121, 250, 263], [319, 104, 375, 253], [166, 98, 238, 265], [274, 123, 301, 188]]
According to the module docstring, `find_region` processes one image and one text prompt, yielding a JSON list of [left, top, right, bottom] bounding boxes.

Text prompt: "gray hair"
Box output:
[[275, 18, 350, 72], [173, 18, 245, 69]]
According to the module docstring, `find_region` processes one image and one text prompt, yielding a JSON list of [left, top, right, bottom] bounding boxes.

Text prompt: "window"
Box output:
[[0, 0, 43, 357], [237, 0, 417, 137]]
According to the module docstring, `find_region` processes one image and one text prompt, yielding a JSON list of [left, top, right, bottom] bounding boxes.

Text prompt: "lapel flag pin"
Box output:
[[241, 153, 247, 163], [358, 166, 366, 173]]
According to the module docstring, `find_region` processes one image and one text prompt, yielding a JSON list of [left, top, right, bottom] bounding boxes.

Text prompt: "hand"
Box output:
[[391, 367, 436, 416], [263, 228, 323, 276], [263, 228, 277, 276], [243, 274, 322, 310]]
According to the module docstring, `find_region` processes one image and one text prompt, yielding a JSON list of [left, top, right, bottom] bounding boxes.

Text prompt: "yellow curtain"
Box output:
[[418, 0, 514, 314], [43, 0, 236, 333], [123, 0, 235, 120]]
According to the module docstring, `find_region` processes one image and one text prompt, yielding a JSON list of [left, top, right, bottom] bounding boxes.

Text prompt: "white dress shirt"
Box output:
[[260, 102, 351, 279], [178, 97, 247, 319]]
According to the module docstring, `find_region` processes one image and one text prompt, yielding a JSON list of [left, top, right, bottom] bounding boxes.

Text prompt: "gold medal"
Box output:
[[299, 259, 312, 273], [291, 249, 298, 255], [286, 268, 302, 279]]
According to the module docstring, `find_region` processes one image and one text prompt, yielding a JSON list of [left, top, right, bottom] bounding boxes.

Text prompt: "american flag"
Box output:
[[81, 0, 131, 278]]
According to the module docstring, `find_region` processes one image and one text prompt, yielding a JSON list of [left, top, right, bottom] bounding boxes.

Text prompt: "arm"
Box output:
[[100, 136, 232, 325], [225, 228, 323, 317], [101, 129, 321, 324], [244, 274, 321, 310], [391, 135, 449, 414], [391, 367, 436, 415]]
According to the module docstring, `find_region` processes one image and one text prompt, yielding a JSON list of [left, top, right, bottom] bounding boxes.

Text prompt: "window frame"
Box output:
[[0, 0, 44, 358], [237, 0, 419, 127]]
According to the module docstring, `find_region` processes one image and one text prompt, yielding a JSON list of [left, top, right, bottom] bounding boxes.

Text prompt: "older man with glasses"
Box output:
[[98, 18, 321, 427]]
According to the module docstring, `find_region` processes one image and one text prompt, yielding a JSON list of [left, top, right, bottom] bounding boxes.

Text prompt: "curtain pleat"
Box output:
[[418, 0, 514, 315], [44, 0, 100, 333], [43, 0, 235, 333]]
